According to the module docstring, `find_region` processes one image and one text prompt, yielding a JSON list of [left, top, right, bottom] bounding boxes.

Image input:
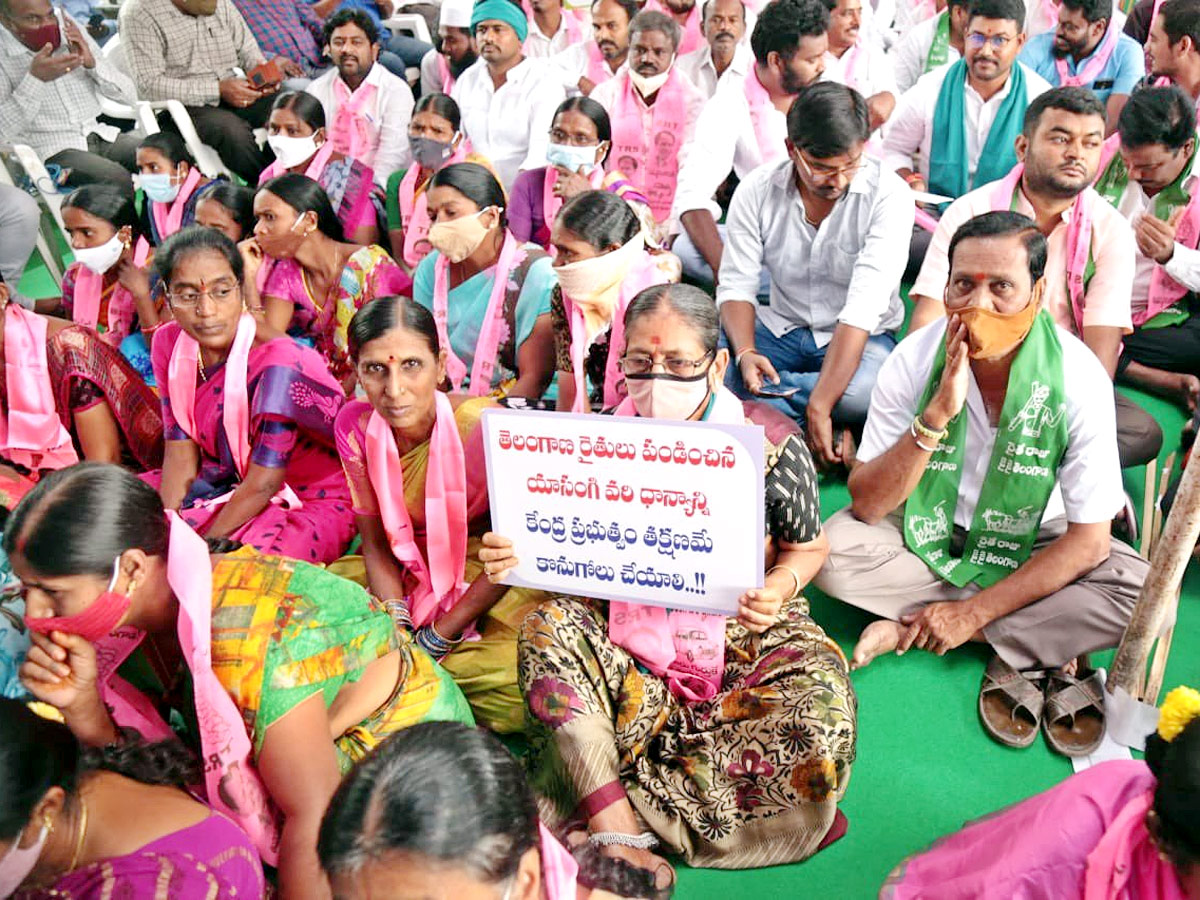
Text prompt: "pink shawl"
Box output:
[[94, 512, 280, 864], [0, 306, 78, 471], [606, 386, 746, 701], [151, 169, 203, 243], [541, 164, 604, 249], [540, 823, 579, 900], [70, 236, 151, 345], [521, 0, 585, 49], [257, 138, 336, 184], [585, 41, 614, 86], [742, 64, 787, 166], [992, 163, 1092, 334], [364, 390, 469, 628], [166, 313, 303, 508], [564, 250, 667, 412], [432, 231, 521, 395], [1085, 789, 1189, 900], [608, 69, 690, 222], [330, 77, 380, 167], [1055, 19, 1118, 87], [437, 53, 455, 93], [399, 142, 471, 268]]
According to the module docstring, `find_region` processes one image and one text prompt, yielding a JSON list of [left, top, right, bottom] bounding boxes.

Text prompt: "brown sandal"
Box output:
[[1042, 669, 1106, 758], [978, 655, 1045, 748]]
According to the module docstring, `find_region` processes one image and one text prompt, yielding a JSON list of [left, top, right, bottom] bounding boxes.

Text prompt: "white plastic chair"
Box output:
[[0, 147, 67, 287], [385, 11, 433, 44]]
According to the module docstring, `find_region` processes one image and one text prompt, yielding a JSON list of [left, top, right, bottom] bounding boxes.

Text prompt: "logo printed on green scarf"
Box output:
[[910, 501, 951, 547], [1009, 382, 1065, 439]]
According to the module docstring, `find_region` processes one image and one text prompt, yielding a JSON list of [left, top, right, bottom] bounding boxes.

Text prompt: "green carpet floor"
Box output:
[[18, 254, 1200, 899]]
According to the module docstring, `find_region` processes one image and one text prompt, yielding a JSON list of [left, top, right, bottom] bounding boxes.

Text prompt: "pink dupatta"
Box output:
[[432, 231, 522, 395], [565, 247, 666, 412], [0, 305, 78, 471], [742, 64, 787, 166], [992, 163, 1092, 334], [1055, 19, 1118, 87], [330, 77, 380, 167], [70, 237, 151, 345], [608, 69, 690, 222], [605, 387, 746, 701], [151, 169, 203, 243], [257, 139, 336, 185], [539, 823, 579, 900], [399, 143, 470, 268], [1084, 789, 1188, 900], [363, 390, 469, 628], [584, 41, 614, 86], [94, 512, 280, 864], [437, 53, 455, 93], [166, 313, 303, 509]]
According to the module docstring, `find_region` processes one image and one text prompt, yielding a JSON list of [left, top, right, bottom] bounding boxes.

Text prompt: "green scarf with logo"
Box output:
[[903, 311, 1069, 588], [925, 11, 952, 73]]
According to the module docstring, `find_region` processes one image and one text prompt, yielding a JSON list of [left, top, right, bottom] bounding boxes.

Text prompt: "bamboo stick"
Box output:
[[1109, 444, 1200, 696]]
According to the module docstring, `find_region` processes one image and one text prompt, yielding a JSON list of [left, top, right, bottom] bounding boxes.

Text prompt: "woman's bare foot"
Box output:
[[595, 843, 675, 893], [852, 620, 905, 670]]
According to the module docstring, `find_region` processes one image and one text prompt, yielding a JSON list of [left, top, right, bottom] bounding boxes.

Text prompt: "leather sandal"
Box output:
[[978, 655, 1045, 748], [1042, 668, 1107, 758]]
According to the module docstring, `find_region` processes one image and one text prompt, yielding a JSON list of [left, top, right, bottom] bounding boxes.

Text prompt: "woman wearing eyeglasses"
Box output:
[[509, 97, 656, 253], [479, 284, 857, 882], [145, 225, 357, 565], [332, 296, 546, 733], [549, 189, 678, 413]]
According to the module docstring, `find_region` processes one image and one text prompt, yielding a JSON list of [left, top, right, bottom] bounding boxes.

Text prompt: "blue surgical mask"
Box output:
[[138, 172, 181, 204], [546, 142, 601, 175]]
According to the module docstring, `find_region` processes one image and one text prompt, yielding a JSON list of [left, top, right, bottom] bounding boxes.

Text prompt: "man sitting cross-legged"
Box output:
[[814, 210, 1149, 756]]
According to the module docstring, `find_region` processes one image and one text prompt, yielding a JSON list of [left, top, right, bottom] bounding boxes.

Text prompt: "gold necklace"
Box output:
[[66, 799, 88, 873]]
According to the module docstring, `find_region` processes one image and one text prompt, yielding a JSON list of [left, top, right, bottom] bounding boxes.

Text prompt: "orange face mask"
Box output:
[[953, 282, 1044, 360]]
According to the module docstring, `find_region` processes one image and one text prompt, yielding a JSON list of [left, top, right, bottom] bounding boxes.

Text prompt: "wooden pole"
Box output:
[[1109, 442, 1200, 695]]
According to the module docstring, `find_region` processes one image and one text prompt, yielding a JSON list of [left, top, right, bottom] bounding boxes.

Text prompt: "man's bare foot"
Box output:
[[595, 843, 675, 893], [852, 620, 905, 670]]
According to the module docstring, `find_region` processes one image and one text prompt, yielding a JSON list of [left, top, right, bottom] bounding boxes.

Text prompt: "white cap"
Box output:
[[441, 0, 474, 28]]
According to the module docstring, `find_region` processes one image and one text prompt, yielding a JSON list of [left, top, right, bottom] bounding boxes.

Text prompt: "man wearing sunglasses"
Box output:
[[717, 82, 912, 467]]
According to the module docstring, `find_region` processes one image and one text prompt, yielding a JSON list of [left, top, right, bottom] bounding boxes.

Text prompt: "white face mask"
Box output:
[[267, 133, 320, 169], [0, 823, 49, 898], [73, 232, 126, 275], [629, 62, 673, 97]]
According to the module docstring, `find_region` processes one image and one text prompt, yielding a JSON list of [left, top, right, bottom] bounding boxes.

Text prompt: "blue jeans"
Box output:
[[723, 318, 896, 425]]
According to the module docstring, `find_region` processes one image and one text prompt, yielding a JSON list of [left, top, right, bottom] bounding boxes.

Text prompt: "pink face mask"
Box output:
[[624, 370, 713, 420], [0, 822, 49, 897], [24, 558, 130, 643]]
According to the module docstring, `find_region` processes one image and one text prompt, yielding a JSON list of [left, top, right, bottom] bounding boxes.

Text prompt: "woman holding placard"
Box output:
[[480, 284, 857, 882], [333, 295, 548, 733]]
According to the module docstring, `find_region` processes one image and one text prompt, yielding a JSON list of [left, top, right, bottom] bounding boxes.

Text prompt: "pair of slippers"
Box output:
[[978, 655, 1106, 757]]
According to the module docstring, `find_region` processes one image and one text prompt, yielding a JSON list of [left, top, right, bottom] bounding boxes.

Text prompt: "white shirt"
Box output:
[[551, 41, 624, 93], [675, 42, 752, 99], [672, 68, 789, 218], [889, 11, 961, 93], [590, 69, 706, 226], [881, 61, 1052, 183], [913, 181, 1136, 333], [419, 48, 452, 97], [452, 56, 566, 189], [858, 318, 1124, 527], [306, 62, 413, 188], [821, 39, 898, 99], [1111, 152, 1200, 318], [524, 9, 590, 58], [892, 0, 938, 40], [716, 158, 912, 345]]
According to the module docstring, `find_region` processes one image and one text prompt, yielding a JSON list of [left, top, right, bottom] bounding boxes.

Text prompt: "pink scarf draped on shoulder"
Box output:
[[539, 823, 579, 900], [0, 305, 78, 471], [399, 143, 471, 268], [585, 41, 614, 86], [165, 313, 303, 509], [742, 64, 787, 166], [565, 249, 668, 412], [992, 163, 1092, 334], [151, 168, 203, 243], [608, 69, 690, 223], [1084, 789, 1189, 900], [1055, 19, 1118, 87], [71, 236, 151, 345], [606, 386, 745, 702], [521, 0, 585, 49], [364, 390, 469, 628], [94, 512, 280, 865], [541, 164, 605, 248], [437, 53, 455, 93], [643, 0, 702, 53], [330, 77, 380, 167], [432, 231, 522, 395]]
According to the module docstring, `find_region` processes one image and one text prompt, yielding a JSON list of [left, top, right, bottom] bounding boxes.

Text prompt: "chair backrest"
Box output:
[[102, 31, 132, 77]]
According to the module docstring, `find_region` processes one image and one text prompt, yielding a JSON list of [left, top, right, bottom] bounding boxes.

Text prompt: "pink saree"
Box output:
[[147, 322, 356, 564]]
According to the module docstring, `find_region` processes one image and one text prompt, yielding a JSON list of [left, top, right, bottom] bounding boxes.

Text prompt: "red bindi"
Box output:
[[650, 336, 661, 345]]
